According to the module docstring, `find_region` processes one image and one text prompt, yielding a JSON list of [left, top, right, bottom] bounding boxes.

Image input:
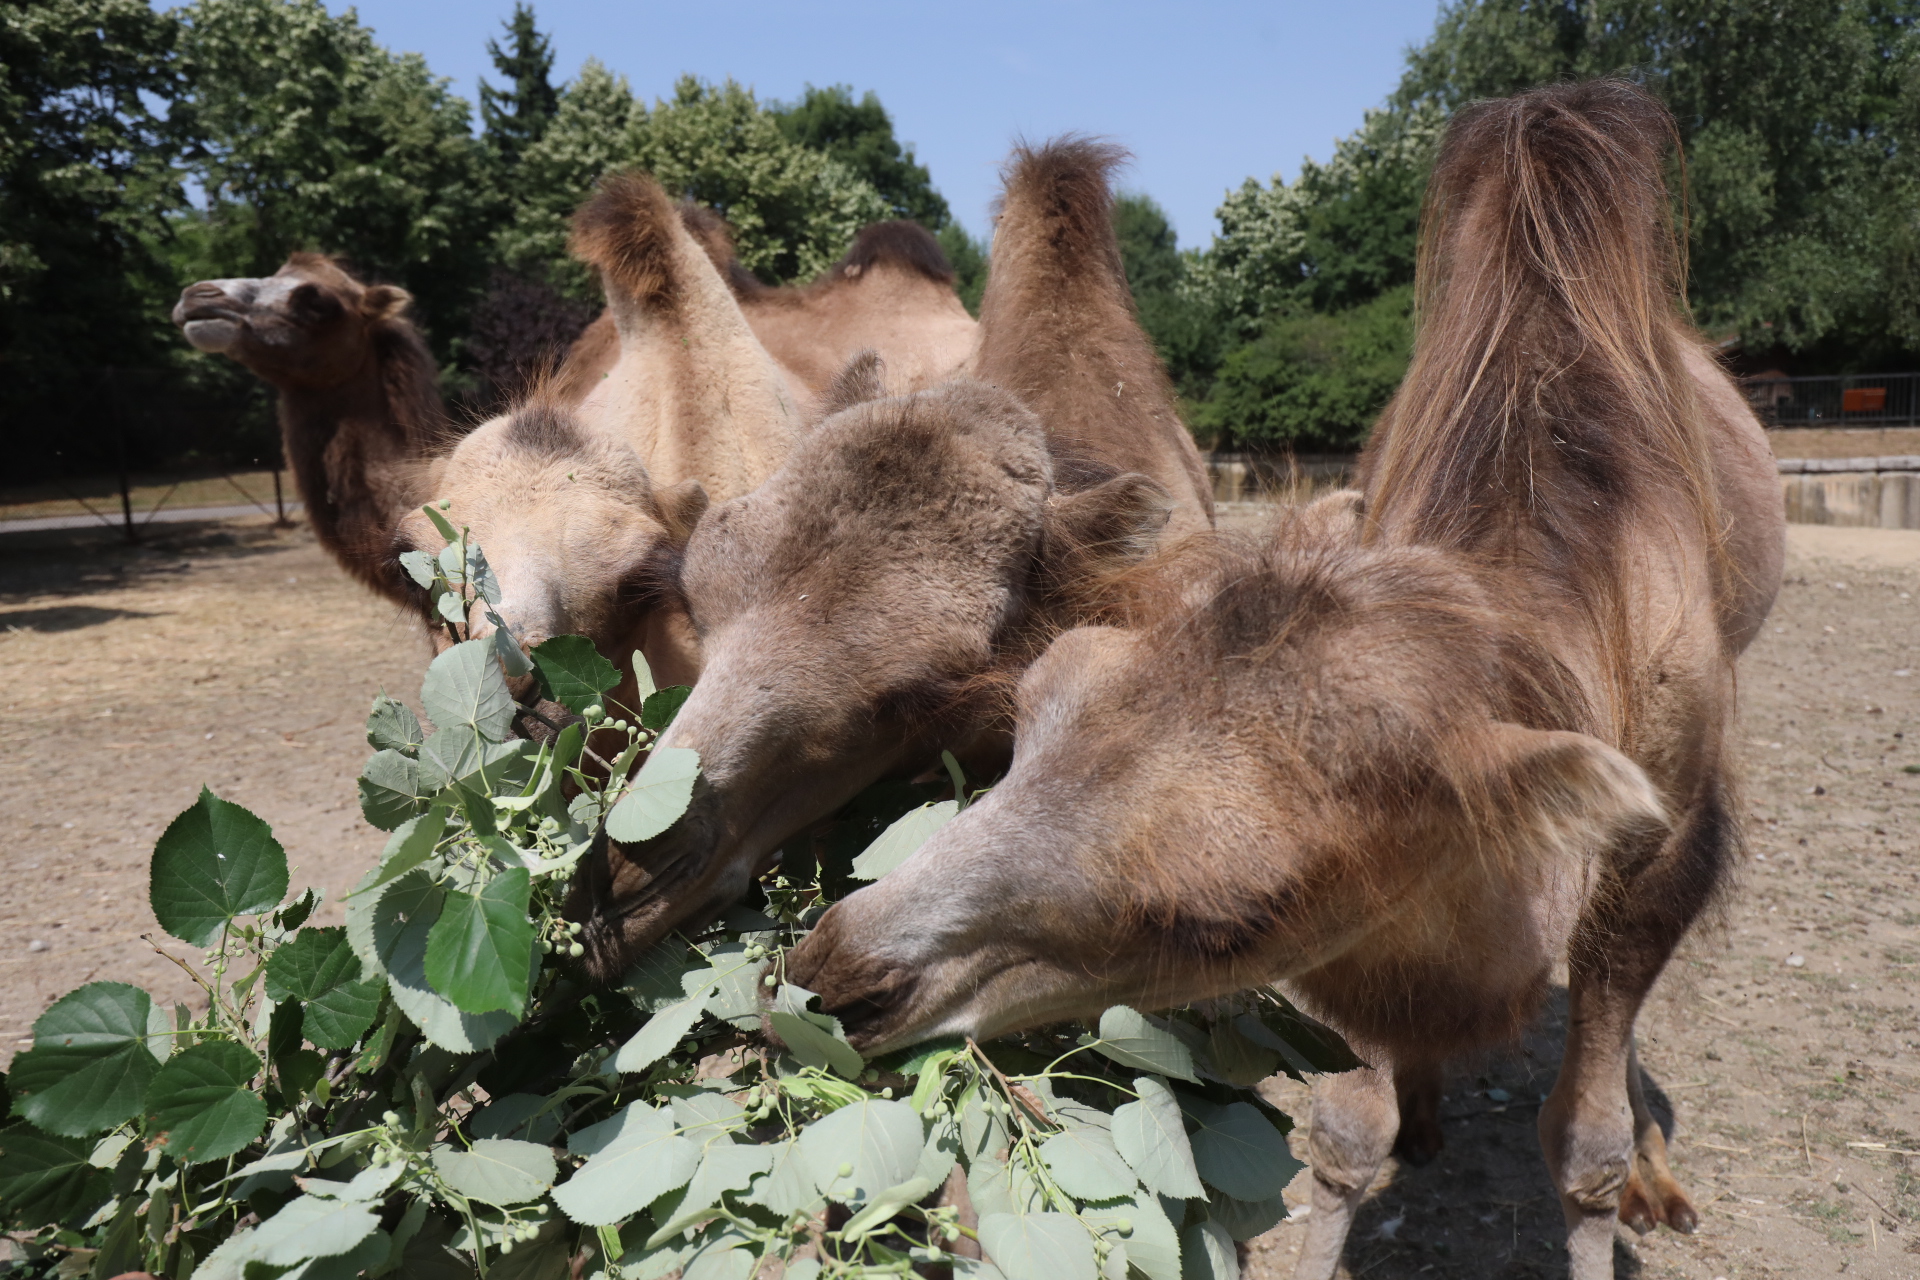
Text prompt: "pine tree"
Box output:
[[478, 2, 557, 166]]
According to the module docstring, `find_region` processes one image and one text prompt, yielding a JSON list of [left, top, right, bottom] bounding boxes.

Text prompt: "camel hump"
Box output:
[[570, 172, 685, 311], [828, 221, 954, 285], [993, 135, 1131, 288]]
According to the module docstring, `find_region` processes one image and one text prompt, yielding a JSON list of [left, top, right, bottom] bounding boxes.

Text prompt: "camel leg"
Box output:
[[1391, 1058, 1445, 1166], [1540, 785, 1731, 1279], [1294, 1064, 1398, 1280], [1618, 1041, 1698, 1234]]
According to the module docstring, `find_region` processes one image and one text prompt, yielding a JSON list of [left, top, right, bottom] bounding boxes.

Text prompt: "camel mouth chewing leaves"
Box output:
[[180, 316, 242, 353]]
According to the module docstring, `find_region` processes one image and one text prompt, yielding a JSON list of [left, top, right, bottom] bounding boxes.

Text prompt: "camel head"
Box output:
[[173, 254, 410, 389], [783, 517, 1670, 1055], [565, 370, 1177, 978], [391, 399, 710, 698]]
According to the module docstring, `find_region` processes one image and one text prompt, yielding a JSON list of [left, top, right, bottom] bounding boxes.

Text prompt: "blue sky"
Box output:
[[333, 0, 1444, 246]]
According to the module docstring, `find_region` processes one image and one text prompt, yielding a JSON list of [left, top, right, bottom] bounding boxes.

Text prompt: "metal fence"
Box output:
[[1743, 371, 1920, 427]]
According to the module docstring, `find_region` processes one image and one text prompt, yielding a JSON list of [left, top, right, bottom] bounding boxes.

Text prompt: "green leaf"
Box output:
[[1182, 1099, 1298, 1202], [768, 984, 863, 1077], [619, 940, 695, 1012], [797, 1098, 923, 1204], [1038, 1124, 1137, 1201], [424, 868, 534, 1015], [849, 801, 959, 881], [1205, 1188, 1291, 1241], [613, 994, 710, 1074], [430, 1138, 556, 1205], [529, 635, 621, 715], [372, 871, 518, 1052], [422, 639, 516, 743], [641, 685, 692, 731], [491, 618, 533, 678], [606, 746, 701, 843], [841, 1175, 935, 1238], [263, 927, 383, 1049], [366, 694, 424, 754], [9, 983, 163, 1137], [249, 1191, 383, 1266], [1086, 1008, 1198, 1082], [399, 549, 439, 590], [1241, 1001, 1362, 1075], [470, 1093, 561, 1145], [144, 1041, 267, 1164], [148, 789, 289, 947], [1112, 1078, 1204, 1199], [346, 806, 450, 902], [1084, 1191, 1182, 1280], [552, 1102, 699, 1226], [979, 1212, 1098, 1280], [418, 729, 532, 798], [1180, 1220, 1238, 1280], [358, 750, 431, 831], [632, 648, 658, 701], [423, 503, 461, 543], [0, 1125, 109, 1228], [647, 1144, 776, 1246], [1204, 1019, 1281, 1087], [743, 1139, 817, 1216]]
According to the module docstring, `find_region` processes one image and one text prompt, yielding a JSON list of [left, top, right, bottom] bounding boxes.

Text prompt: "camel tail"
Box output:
[[1364, 79, 1720, 566], [569, 172, 685, 312]]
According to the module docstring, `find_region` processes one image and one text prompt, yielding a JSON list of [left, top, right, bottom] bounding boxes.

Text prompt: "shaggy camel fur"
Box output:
[[567, 138, 1215, 978], [172, 255, 448, 604], [553, 216, 977, 405], [785, 82, 1784, 1280]]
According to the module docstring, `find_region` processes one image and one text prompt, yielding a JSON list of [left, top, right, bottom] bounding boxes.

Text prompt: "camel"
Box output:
[[566, 137, 1216, 978], [173, 196, 978, 697], [552, 213, 977, 405], [784, 82, 1785, 1280]]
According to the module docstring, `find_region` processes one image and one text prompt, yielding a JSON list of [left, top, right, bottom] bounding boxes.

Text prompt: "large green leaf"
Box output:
[[552, 1102, 699, 1226], [0, 1125, 109, 1228], [422, 639, 515, 742], [366, 694, 424, 754], [9, 983, 164, 1137], [979, 1212, 1097, 1280], [263, 927, 383, 1049], [358, 750, 431, 831], [606, 746, 701, 843], [1180, 1220, 1238, 1280], [647, 1144, 776, 1245], [1084, 1191, 1182, 1280], [148, 789, 290, 947], [345, 806, 450, 903], [1038, 1124, 1136, 1201], [430, 1138, 556, 1205], [641, 685, 692, 731], [530, 635, 621, 715], [743, 1139, 817, 1215], [613, 993, 710, 1074], [797, 1098, 923, 1204], [768, 984, 863, 1078], [417, 728, 532, 798], [1087, 1008, 1197, 1082], [840, 1175, 936, 1240], [1239, 1003, 1363, 1076], [248, 1191, 383, 1266], [371, 871, 517, 1052], [144, 1040, 267, 1164], [1205, 1188, 1291, 1241], [425, 868, 534, 1015], [849, 801, 958, 881], [1111, 1078, 1204, 1199], [1182, 1099, 1298, 1202]]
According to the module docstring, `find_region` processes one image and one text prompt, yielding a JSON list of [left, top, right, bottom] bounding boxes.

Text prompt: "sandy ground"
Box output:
[[0, 516, 1915, 1277]]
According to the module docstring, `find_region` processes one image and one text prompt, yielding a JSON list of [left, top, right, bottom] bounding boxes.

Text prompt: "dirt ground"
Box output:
[[0, 515, 1915, 1278]]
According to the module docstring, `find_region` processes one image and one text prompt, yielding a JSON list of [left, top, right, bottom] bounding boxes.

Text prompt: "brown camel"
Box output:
[[552, 215, 978, 406], [173, 254, 449, 605], [567, 137, 1216, 977], [785, 82, 1785, 1280]]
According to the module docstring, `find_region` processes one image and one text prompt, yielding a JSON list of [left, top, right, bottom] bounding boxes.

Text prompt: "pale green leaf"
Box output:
[[366, 694, 423, 753], [613, 993, 709, 1073], [552, 1103, 699, 1226], [1205, 1189, 1291, 1242], [1180, 1220, 1238, 1280], [1087, 1009, 1197, 1082], [849, 800, 958, 881], [841, 1175, 934, 1238], [357, 750, 431, 831], [979, 1211, 1097, 1280], [372, 871, 517, 1052], [250, 1192, 382, 1266], [798, 1098, 923, 1204], [645, 1144, 774, 1245], [431, 1138, 556, 1205], [1038, 1124, 1136, 1201], [742, 1139, 816, 1216], [422, 639, 515, 742], [1183, 1100, 1298, 1202], [1112, 1078, 1204, 1199], [344, 806, 450, 901], [1084, 1191, 1182, 1280], [606, 746, 701, 843]]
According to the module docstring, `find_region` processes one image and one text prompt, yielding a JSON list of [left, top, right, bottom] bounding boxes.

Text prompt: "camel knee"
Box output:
[[1539, 1088, 1633, 1216], [1307, 1068, 1399, 1194]]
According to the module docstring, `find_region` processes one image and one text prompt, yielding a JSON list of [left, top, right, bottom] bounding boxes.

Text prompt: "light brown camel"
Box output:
[[566, 137, 1216, 977], [785, 82, 1785, 1280], [552, 215, 978, 406]]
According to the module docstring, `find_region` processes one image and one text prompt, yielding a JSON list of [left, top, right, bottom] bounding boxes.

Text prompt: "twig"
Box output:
[[1803, 1114, 1814, 1173]]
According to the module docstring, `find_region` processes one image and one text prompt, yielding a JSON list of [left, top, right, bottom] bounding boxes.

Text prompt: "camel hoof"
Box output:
[[1392, 1116, 1444, 1167], [1660, 1187, 1699, 1234], [1617, 1177, 1658, 1235]]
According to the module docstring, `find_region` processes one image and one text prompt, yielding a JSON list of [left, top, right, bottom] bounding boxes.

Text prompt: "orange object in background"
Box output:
[[1842, 386, 1887, 412]]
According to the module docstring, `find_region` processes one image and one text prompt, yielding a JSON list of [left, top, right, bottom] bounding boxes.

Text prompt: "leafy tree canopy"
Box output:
[[771, 83, 951, 228]]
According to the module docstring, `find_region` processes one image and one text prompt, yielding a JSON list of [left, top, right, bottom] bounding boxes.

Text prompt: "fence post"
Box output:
[[273, 468, 288, 527], [110, 370, 136, 545]]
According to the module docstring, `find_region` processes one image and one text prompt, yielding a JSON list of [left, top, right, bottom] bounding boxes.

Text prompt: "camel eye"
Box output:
[[289, 283, 339, 318]]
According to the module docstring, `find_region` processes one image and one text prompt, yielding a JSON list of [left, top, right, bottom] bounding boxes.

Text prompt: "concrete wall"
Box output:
[[1778, 457, 1920, 530]]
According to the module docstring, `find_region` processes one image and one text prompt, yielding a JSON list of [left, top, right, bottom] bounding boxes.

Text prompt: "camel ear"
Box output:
[[1477, 724, 1669, 871], [1042, 472, 1174, 573], [655, 478, 710, 544], [362, 284, 412, 319], [819, 351, 887, 418]]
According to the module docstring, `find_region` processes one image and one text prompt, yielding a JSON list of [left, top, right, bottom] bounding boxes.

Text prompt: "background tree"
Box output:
[[771, 84, 950, 228], [478, 1, 558, 171]]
